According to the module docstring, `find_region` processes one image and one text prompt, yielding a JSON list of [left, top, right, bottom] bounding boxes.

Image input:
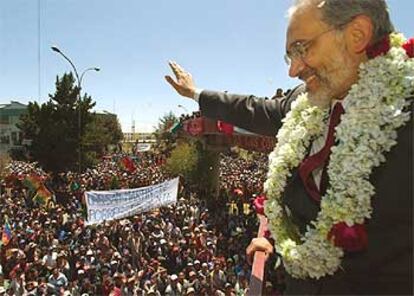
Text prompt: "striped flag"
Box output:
[[33, 184, 52, 206], [23, 174, 42, 191], [2, 217, 12, 246], [169, 122, 182, 134]]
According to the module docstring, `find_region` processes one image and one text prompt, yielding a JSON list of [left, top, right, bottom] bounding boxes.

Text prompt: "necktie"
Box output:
[[298, 102, 345, 202]]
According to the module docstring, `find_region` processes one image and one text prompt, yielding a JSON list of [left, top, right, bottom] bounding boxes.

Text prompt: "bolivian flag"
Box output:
[[2, 218, 12, 246], [23, 174, 42, 191], [33, 184, 52, 207]]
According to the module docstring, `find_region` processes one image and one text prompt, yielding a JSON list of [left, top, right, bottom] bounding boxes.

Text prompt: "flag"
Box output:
[[119, 156, 136, 173], [217, 121, 234, 135], [33, 184, 52, 206], [23, 174, 42, 191], [169, 122, 182, 134], [70, 181, 80, 192], [2, 218, 12, 246]]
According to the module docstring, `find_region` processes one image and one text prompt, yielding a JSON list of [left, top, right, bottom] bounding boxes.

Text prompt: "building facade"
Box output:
[[0, 101, 27, 156]]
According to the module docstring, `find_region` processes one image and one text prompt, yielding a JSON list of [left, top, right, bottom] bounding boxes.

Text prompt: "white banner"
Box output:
[[136, 143, 152, 152], [85, 178, 179, 225]]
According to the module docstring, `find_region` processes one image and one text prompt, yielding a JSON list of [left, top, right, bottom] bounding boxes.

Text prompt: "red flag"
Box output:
[[217, 121, 234, 135], [120, 156, 136, 173]]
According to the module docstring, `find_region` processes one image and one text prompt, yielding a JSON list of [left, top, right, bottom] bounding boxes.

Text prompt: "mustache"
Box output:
[[299, 68, 318, 81], [299, 67, 330, 85]]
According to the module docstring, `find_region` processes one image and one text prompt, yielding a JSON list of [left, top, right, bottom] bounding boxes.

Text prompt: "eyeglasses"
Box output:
[[284, 27, 338, 66]]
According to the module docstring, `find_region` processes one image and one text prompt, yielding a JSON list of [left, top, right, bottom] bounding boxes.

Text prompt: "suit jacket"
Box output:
[[199, 86, 413, 295]]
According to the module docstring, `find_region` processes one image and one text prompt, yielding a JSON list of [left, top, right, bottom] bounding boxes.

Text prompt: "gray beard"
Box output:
[[307, 87, 333, 108], [307, 49, 355, 108]]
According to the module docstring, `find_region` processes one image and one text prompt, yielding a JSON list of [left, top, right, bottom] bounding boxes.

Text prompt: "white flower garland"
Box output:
[[264, 33, 414, 279]]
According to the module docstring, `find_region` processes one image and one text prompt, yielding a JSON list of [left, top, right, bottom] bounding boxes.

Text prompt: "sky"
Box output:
[[1, 0, 412, 132]]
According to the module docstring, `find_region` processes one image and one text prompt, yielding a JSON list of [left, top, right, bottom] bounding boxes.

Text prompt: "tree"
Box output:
[[154, 112, 179, 152], [0, 154, 11, 180], [83, 112, 123, 164], [165, 141, 198, 181], [18, 73, 95, 172]]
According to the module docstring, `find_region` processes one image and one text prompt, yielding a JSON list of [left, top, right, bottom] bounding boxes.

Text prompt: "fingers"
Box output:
[[168, 61, 180, 78], [165, 60, 196, 98], [246, 237, 274, 265], [164, 75, 178, 89], [246, 238, 259, 265], [168, 60, 186, 79]]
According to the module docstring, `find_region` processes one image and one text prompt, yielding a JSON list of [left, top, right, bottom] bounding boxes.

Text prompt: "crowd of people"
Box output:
[[0, 150, 284, 295]]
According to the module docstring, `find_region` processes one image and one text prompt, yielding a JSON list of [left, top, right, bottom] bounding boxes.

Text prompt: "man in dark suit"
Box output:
[[165, 0, 413, 294]]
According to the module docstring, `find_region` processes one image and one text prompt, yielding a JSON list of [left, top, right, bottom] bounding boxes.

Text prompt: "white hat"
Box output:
[[189, 271, 197, 277], [170, 274, 178, 281]]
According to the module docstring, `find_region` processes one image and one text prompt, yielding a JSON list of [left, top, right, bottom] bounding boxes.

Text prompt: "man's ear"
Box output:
[[345, 15, 374, 54]]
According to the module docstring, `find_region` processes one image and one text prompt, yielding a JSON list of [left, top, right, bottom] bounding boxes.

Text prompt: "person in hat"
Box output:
[[178, 271, 190, 291], [224, 282, 236, 296], [47, 268, 68, 294], [42, 246, 57, 270], [165, 274, 183, 296], [193, 260, 201, 273], [56, 251, 71, 280], [186, 286, 195, 296], [24, 281, 38, 296], [210, 260, 227, 291], [198, 262, 210, 281], [187, 270, 201, 293]]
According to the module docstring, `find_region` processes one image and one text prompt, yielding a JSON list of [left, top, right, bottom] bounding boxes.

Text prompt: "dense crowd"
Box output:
[[0, 150, 284, 295]]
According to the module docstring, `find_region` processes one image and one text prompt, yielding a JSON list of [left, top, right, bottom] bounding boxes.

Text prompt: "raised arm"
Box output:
[[165, 61, 304, 136]]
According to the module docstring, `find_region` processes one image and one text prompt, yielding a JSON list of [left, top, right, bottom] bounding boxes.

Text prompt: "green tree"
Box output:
[[83, 112, 123, 165], [165, 141, 198, 181], [154, 112, 179, 152], [18, 73, 95, 172]]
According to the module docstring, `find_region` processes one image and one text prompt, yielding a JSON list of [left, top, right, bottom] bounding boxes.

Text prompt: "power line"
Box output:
[[37, 0, 41, 102]]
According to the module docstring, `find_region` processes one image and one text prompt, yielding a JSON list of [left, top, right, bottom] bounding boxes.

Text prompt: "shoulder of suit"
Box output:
[[276, 84, 305, 115], [286, 84, 306, 100]]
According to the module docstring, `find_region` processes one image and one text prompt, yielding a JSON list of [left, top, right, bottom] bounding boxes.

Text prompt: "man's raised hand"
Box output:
[[165, 61, 196, 99]]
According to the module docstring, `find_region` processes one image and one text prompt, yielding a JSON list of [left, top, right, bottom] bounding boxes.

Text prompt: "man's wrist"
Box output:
[[193, 88, 203, 102]]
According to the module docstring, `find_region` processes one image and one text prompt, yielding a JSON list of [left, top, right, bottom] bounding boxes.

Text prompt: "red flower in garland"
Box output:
[[402, 38, 414, 58], [253, 194, 267, 215], [366, 35, 391, 59], [328, 222, 368, 252]]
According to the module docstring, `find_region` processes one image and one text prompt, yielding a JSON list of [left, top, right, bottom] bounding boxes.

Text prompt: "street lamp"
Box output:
[[51, 45, 100, 173], [177, 104, 189, 113]]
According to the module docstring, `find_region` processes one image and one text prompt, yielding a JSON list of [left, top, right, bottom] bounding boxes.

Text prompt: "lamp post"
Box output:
[[51, 46, 100, 173], [177, 104, 189, 113]]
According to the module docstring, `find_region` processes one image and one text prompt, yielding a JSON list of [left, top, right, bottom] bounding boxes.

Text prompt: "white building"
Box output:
[[0, 101, 27, 156]]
